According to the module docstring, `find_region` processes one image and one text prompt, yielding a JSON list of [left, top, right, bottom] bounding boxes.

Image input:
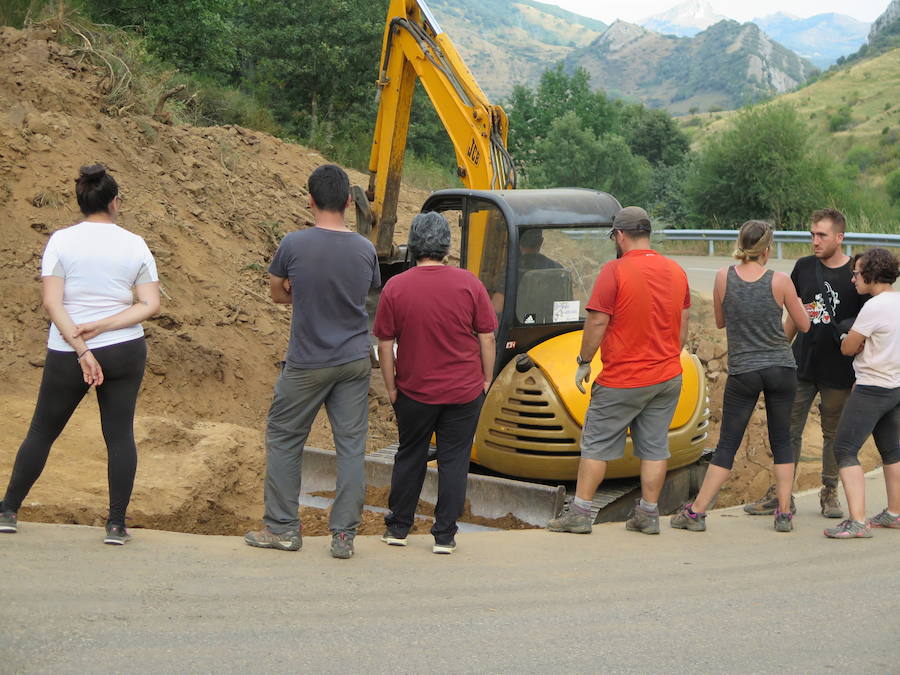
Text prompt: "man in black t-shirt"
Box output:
[[744, 209, 866, 519]]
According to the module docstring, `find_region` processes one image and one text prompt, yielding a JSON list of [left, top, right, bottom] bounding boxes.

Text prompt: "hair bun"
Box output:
[[78, 164, 107, 181]]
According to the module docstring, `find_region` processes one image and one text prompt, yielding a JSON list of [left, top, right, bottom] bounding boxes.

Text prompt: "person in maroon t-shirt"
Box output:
[[373, 212, 497, 554]]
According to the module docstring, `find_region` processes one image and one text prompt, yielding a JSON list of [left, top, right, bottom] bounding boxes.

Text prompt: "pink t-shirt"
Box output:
[[373, 265, 497, 405]]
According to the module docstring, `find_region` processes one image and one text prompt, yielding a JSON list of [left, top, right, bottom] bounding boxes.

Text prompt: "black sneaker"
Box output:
[[381, 528, 408, 546], [433, 539, 456, 555], [104, 523, 132, 545], [0, 509, 17, 534]]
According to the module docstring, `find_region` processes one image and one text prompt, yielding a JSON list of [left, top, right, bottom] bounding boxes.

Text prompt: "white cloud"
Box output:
[[545, 0, 885, 24]]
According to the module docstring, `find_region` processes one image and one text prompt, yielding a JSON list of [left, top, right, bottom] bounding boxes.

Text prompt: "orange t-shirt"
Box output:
[[586, 249, 690, 388]]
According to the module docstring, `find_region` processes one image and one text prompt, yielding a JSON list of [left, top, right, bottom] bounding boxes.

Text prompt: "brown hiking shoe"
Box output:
[[743, 486, 795, 516], [819, 485, 844, 519], [244, 526, 302, 551], [547, 505, 593, 534]]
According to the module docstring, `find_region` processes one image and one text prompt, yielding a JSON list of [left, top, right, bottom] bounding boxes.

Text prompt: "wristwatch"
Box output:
[[576, 355, 590, 365]]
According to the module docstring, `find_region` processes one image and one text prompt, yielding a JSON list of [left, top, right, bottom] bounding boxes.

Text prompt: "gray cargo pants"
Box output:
[[789, 378, 850, 488], [263, 358, 370, 535]]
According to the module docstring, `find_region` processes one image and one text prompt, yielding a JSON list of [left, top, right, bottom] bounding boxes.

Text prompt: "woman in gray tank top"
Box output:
[[671, 221, 810, 533]]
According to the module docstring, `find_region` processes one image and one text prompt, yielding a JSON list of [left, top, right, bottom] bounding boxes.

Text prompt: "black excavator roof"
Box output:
[[421, 188, 622, 228]]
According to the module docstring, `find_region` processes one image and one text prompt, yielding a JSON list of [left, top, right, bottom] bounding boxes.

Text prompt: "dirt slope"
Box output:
[[0, 27, 878, 535], [0, 26, 425, 534]]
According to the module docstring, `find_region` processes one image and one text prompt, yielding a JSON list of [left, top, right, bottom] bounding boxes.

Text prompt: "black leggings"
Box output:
[[833, 384, 900, 469], [711, 366, 797, 471], [1, 338, 146, 525]]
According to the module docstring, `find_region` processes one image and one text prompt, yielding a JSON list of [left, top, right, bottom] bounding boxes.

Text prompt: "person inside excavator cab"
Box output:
[[517, 228, 562, 280], [490, 228, 563, 314]]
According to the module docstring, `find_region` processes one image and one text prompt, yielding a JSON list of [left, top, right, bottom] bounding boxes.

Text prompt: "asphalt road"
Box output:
[[2, 472, 897, 674], [669, 255, 796, 297]]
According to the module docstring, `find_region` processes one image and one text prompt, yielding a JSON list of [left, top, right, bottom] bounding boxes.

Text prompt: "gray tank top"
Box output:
[[723, 267, 796, 375]]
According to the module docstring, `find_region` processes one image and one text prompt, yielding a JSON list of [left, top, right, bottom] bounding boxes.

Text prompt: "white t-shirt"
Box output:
[[850, 291, 900, 388], [41, 221, 158, 351]]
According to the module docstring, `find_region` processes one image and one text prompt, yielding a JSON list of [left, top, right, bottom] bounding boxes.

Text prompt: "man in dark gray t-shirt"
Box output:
[[244, 164, 380, 560], [271, 225, 379, 369]]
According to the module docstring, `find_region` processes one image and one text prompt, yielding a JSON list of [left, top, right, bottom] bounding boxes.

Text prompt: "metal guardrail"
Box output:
[[661, 229, 900, 259]]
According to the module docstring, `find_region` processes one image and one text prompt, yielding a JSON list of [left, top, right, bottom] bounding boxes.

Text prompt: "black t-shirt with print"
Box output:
[[790, 255, 866, 389]]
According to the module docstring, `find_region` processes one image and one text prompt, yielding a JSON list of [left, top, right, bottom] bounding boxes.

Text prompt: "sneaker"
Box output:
[[546, 505, 593, 534], [867, 509, 900, 529], [670, 504, 707, 532], [824, 519, 872, 539], [104, 523, 132, 545], [819, 485, 844, 519], [625, 501, 660, 535], [743, 486, 795, 516], [330, 532, 355, 559], [244, 526, 302, 551], [0, 510, 17, 534], [774, 510, 793, 533], [381, 529, 408, 546], [433, 539, 457, 555]]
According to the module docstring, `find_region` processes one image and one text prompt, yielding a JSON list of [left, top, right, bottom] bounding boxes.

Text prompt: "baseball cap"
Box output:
[[612, 206, 652, 232]]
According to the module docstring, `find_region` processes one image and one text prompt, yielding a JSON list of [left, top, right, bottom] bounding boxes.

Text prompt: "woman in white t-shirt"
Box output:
[[825, 248, 900, 539], [0, 164, 160, 545]]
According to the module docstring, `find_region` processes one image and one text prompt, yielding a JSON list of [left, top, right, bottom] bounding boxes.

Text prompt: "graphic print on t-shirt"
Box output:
[[803, 281, 840, 325]]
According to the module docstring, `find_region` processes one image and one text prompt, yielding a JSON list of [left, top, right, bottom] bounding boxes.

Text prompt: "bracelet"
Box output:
[[76, 349, 91, 360]]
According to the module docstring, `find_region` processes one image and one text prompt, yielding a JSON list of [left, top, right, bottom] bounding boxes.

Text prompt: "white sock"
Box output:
[[886, 510, 899, 518]]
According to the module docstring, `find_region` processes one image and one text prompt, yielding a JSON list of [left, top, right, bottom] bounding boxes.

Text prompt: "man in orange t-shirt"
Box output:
[[548, 206, 690, 536]]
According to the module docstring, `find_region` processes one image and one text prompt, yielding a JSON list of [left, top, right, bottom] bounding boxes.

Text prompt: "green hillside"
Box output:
[[680, 47, 900, 229]]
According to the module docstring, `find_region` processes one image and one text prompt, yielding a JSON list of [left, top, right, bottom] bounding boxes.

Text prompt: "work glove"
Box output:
[[575, 363, 592, 394]]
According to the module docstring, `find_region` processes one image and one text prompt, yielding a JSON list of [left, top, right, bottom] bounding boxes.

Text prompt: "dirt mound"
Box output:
[[0, 26, 425, 535]]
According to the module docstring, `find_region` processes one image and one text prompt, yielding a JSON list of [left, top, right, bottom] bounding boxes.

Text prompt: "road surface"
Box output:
[[670, 255, 795, 297], [2, 471, 897, 674]]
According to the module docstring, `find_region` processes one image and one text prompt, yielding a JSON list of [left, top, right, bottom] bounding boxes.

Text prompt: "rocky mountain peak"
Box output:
[[869, 0, 900, 40]]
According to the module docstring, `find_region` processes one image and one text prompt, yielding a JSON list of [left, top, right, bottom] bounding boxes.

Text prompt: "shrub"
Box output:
[[829, 106, 853, 132]]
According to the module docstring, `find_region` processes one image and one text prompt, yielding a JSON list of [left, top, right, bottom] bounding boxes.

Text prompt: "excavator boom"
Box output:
[[356, 0, 515, 257]]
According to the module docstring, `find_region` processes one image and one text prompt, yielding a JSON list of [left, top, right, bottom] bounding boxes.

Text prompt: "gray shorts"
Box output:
[[580, 375, 682, 462]]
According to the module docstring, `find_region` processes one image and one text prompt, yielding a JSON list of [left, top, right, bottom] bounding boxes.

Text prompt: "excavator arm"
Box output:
[[355, 0, 516, 257]]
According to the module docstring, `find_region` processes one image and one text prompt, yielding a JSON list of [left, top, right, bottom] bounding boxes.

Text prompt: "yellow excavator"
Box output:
[[354, 0, 709, 516]]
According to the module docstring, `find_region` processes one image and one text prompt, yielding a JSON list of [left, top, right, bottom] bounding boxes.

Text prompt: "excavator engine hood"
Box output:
[[473, 331, 709, 481]]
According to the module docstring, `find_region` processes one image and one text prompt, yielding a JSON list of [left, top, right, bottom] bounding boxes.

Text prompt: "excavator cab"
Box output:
[[420, 188, 711, 481], [421, 188, 620, 372]]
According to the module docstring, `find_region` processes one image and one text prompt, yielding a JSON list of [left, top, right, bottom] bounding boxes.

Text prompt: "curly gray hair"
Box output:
[[408, 211, 451, 261]]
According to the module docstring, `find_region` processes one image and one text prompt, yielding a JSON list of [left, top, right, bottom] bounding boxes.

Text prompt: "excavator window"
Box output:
[[463, 199, 509, 314], [515, 227, 615, 326]]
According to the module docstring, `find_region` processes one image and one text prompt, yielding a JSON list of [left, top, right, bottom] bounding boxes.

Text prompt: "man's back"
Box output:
[[373, 265, 495, 405], [586, 249, 689, 388], [269, 227, 379, 369]]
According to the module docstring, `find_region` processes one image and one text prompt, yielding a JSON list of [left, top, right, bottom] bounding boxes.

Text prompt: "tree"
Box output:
[[527, 112, 651, 205], [506, 65, 619, 166], [686, 104, 835, 228], [620, 105, 690, 167], [887, 168, 900, 205], [87, 0, 240, 78]]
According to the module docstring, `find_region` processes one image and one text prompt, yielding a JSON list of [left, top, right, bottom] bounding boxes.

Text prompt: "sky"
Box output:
[[543, 0, 888, 24]]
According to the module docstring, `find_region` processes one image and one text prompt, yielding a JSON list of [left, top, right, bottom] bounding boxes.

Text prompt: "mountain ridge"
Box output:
[[565, 19, 818, 113]]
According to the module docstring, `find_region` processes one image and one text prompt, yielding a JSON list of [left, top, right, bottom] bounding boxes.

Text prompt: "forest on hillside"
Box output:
[[3, 0, 898, 230]]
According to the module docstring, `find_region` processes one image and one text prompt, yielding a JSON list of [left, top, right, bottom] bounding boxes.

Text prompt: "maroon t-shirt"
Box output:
[[373, 265, 497, 405]]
